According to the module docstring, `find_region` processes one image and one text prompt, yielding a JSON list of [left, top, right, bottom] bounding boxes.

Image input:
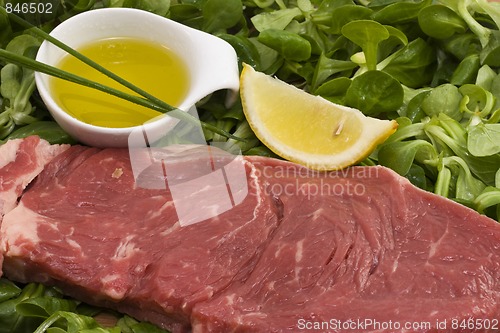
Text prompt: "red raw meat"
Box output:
[[192, 160, 500, 332], [0, 136, 68, 219], [0, 138, 498, 332], [0, 136, 68, 275], [1, 143, 281, 332]]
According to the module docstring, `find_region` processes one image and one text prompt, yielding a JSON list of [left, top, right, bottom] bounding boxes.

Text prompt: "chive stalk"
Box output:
[[4, 8, 175, 112], [0, 49, 166, 112]]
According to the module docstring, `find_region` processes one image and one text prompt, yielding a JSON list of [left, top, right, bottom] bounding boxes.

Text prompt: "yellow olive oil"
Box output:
[[51, 37, 190, 128]]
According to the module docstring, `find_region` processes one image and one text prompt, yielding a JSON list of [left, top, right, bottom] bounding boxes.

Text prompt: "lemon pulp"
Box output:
[[255, 94, 363, 155], [51, 37, 190, 128], [240, 64, 398, 170]]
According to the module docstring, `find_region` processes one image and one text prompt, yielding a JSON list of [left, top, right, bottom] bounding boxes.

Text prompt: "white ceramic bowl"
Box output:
[[35, 8, 240, 147]]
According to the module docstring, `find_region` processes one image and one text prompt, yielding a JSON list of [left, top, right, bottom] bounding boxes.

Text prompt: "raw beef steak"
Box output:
[[192, 161, 500, 332], [1, 144, 281, 332], [1, 138, 499, 332]]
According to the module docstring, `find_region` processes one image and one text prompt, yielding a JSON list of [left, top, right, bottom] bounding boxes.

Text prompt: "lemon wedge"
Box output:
[[240, 64, 398, 170]]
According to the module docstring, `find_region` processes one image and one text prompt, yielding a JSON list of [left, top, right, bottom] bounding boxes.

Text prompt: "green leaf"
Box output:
[[372, 0, 432, 25], [202, 0, 243, 33], [425, 116, 500, 186], [248, 38, 282, 74], [443, 156, 486, 202], [405, 164, 429, 190], [467, 123, 500, 157], [318, 5, 372, 35], [497, 168, 500, 189], [0, 8, 12, 48], [481, 30, 500, 67], [314, 77, 352, 102], [341, 20, 389, 71], [418, 4, 467, 39], [5, 34, 41, 56], [345, 70, 403, 116], [368, 0, 403, 8], [217, 34, 261, 70], [251, 7, 301, 32], [381, 38, 436, 88], [17, 296, 77, 318], [435, 162, 452, 198], [123, 0, 170, 15], [450, 54, 480, 86], [403, 90, 429, 123], [297, 20, 331, 55], [309, 0, 354, 26], [169, 4, 201, 22], [475, 65, 497, 90], [5, 121, 76, 144], [0, 279, 21, 303], [421, 84, 462, 121], [244, 145, 277, 157], [455, 0, 491, 48], [378, 139, 437, 176], [62, 0, 96, 13], [456, 169, 487, 202], [129, 321, 169, 333], [473, 0, 500, 29], [248, 0, 275, 8], [33, 312, 101, 333], [377, 25, 408, 60], [258, 29, 311, 62], [383, 117, 426, 144], [0, 283, 46, 333], [0, 64, 22, 99], [459, 84, 495, 118], [436, 113, 467, 145], [474, 186, 500, 216], [311, 53, 356, 90]]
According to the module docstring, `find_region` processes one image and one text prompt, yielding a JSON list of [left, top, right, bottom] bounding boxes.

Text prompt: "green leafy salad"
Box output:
[[0, 0, 500, 332]]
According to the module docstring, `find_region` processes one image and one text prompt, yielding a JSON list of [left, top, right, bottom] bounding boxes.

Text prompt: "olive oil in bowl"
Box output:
[[51, 37, 190, 128], [35, 7, 240, 147]]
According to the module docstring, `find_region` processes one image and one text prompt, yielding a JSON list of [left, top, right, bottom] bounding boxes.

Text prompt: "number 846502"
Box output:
[[451, 318, 499, 330], [5, 2, 53, 14]]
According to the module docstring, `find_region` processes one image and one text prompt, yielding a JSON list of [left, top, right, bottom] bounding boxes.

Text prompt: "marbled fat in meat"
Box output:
[[0, 136, 69, 219]]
